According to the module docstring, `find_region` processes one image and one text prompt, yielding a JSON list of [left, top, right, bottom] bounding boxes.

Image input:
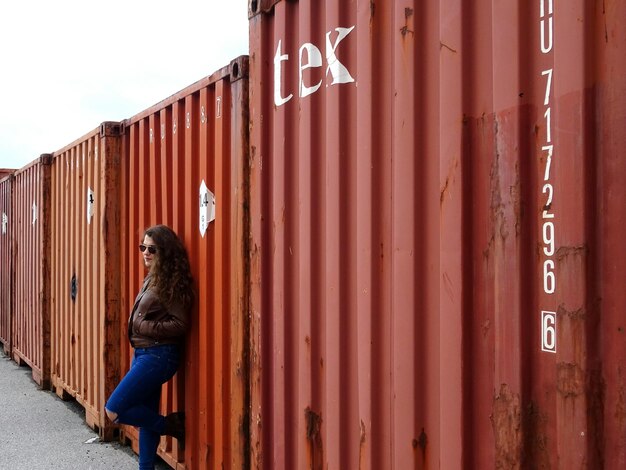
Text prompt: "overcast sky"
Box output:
[[0, 0, 249, 170]]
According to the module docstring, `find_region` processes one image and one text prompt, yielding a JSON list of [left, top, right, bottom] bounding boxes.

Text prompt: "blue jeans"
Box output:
[[106, 344, 180, 470]]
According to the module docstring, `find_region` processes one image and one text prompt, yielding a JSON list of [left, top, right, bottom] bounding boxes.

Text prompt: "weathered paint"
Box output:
[[0, 174, 14, 354], [49, 123, 124, 439], [248, 0, 626, 468], [119, 56, 250, 470], [11, 156, 52, 388]]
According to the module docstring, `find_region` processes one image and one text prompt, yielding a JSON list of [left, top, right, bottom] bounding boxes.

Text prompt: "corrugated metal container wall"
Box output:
[[248, 1, 626, 469], [12, 156, 51, 387], [49, 123, 123, 438], [119, 56, 249, 470], [0, 174, 13, 354]]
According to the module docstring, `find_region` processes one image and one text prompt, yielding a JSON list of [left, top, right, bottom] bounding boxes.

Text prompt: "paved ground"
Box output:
[[0, 353, 170, 470]]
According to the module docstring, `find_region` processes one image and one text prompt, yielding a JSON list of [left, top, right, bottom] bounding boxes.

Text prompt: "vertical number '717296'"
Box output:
[[540, 0, 556, 353]]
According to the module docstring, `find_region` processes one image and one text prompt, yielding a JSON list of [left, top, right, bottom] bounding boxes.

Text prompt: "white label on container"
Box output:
[[199, 179, 215, 238], [539, 4, 557, 354], [87, 188, 95, 224], [1, 212, 7, 235], [541, 310, 557, 353], [32, 202, 37, 225]]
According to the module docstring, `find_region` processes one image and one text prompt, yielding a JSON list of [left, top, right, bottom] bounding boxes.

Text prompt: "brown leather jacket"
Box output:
[[128, 276, 189, 348]]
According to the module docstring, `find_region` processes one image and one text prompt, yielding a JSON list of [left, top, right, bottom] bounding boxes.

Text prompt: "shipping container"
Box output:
[[11, 156, 52, 388], [248, 1, 626, 469], [119, 56, 250, 469], [0, 174, 14, 354], [49, 123, 124, 438]]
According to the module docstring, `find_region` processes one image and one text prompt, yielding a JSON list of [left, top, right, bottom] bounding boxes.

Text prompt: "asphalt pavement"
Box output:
[[0, 352, 170, 470]]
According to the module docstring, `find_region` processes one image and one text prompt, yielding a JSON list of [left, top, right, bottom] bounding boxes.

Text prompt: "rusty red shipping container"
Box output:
[[11, 156, 52, 387], [0, 169, 14, 179], [0, 174, 14, 354], [248, 1, 626, 469], [49, 123, 123, 438], [119, 56, 249, 469]]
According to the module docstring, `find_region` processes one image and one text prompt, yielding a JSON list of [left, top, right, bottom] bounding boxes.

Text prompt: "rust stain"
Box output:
[[416, 429, 427, 450], [483, 235, 495, 260], [557, 305, 586, 322], [616, 367, 625, 425], [587, 368, 606, 468], [400, 26, 414, 37], [491, 384, 522, 470], [522, 401, 551, 468], [556, 362, 585, 399], [511, 161, 521, 237], [412, 428, 427, 466], [359, 419, 366, 468], [602, 0, 608, 43], [612, 367, 626, 468], [360, 419, 366, 445], [490, 123, 508, 241], [305, 407, 324, 470], [440, 42, 458, 53], [442, 271, 455, 303], [400, 7, 414, 37], [555, 244, 588, 262], [440, 157, 459, 208], [440, 175, 450, 206], [481, 318, 491, 338]]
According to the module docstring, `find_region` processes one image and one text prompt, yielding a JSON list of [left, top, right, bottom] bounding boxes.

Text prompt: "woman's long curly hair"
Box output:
[[144, 225, 194, 310]]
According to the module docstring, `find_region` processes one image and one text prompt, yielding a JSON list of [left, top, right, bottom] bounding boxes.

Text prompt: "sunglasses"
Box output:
[[139, 244, 158, 254]]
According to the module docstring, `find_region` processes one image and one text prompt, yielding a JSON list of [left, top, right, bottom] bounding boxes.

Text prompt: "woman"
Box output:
[[105, 225, 194, 470]]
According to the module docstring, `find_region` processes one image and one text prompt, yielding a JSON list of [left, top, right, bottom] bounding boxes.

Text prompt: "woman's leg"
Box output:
[[138, 386, 163, 470], [105, 346, 179, 435]]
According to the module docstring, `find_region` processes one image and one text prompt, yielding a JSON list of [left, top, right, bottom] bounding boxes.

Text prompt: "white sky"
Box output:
[[0, 0, 249, 169]]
